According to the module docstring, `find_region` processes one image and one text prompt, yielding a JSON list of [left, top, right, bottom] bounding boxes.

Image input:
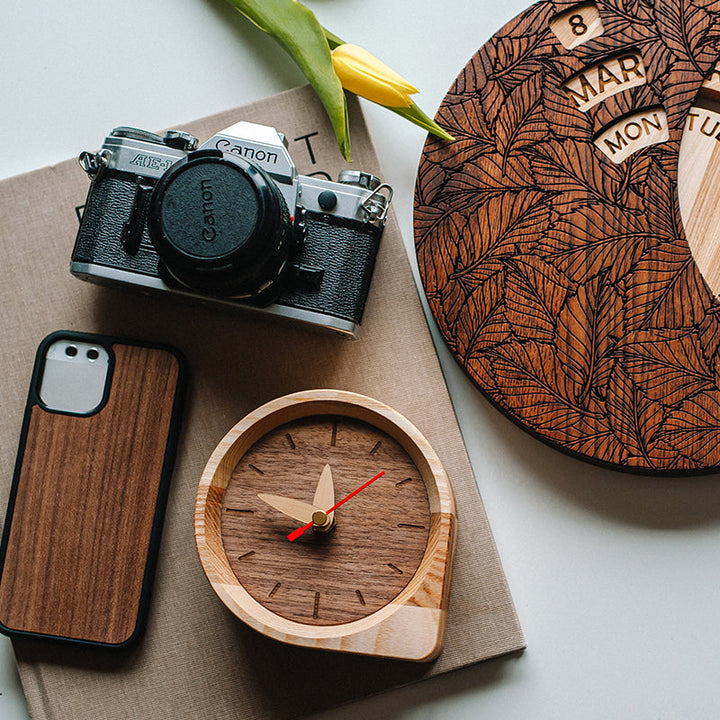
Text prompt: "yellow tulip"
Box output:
[[331, 43, 419, 108]]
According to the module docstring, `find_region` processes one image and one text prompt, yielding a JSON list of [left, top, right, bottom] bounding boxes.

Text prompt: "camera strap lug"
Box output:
[[78, 149, 111, 179], [360, 183, 393, 224]]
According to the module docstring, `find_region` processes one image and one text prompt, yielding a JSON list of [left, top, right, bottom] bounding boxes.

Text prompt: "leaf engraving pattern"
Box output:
[[414, 0, 720, 472]]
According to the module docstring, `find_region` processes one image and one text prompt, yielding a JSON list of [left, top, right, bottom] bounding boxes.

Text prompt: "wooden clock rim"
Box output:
[[194, 389, 456, 643]]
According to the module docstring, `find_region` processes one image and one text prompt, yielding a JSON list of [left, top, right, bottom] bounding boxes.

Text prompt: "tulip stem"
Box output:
[[322, 27, 345, 50], [390, 103, 455, 142]]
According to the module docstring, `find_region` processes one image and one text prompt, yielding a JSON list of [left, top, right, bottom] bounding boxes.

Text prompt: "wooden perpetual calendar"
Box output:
[[414, 0, 720, 474], [194, 390, 457, 661]]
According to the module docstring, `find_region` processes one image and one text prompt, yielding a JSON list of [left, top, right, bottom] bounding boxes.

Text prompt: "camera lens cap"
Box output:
[[148, 149, 293, 297]]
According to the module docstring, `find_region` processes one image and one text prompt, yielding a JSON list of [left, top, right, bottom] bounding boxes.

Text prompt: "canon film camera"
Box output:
[[71, 121, 392, 337]]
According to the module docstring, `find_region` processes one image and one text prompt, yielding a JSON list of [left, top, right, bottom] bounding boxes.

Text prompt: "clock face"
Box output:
[[220, 414, 431, 626]]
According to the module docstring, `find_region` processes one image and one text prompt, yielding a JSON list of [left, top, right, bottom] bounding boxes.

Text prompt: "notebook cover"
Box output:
[[0, 86, 524, 720]]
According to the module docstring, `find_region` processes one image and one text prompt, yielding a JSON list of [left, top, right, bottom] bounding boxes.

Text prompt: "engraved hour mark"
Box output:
[[285, 433, 296, 449], [369, 441, 382, 455], [238, 551, 255, 560], [226, 508, 254, 514], [269, 582, 281, 598], [387, 563, 403, 574], [396, 477, 416, 487], [249, 464, 264, 475], [330, 421, 338, 447], [313, 592, 321, 618], [398, 523, 426, 530], [355, 590, 366, 606]]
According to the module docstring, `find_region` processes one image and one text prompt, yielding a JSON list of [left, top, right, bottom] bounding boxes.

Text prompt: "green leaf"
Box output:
[[389, 101, 455, 142], [227, 0, 350, 160]]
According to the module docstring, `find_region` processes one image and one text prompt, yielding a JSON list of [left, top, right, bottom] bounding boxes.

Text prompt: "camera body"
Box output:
[[71, 121, 392, 337]]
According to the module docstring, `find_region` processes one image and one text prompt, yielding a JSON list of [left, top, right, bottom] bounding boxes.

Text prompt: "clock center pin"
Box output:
[[311, 510, 334, 532]]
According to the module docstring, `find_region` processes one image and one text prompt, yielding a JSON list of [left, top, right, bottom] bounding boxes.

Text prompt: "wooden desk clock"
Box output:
[[194, 390, 456, 661], [414, 0, 720, 474]]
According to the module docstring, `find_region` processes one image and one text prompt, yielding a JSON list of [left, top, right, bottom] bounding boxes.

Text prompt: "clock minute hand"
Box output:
[[287, 470, 386, 542], [313, 464, 335, 516], [257, 493, 320, 524]]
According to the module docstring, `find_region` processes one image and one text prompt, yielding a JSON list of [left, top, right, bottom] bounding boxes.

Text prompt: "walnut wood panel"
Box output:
[[414, 0, 720, 473], [195, 390, 457, 661], [0, 344, 180, 644]]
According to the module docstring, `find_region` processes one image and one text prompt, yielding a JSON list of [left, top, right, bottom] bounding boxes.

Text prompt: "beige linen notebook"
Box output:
[[0, 86, 524, 720]]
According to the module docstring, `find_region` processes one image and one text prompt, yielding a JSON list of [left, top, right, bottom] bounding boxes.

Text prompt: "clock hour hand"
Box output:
[[312, 464, 335, 520], [257, 493, 320, 524]]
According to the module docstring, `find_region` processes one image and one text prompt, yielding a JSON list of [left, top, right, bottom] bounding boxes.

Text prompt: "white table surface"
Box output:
[[2, 1, 720, 718]]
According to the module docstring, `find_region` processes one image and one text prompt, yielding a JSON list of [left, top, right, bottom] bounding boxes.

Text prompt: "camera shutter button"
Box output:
[[318, 190, 338, 211]]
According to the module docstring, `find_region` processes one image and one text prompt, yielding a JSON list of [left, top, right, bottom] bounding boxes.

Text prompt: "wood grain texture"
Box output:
[[0, 344, 180, 644], [414, 0, 720, 473], [221, 416, 431, 626], [678, 62, 720, 294], [195, 390, 457, 661]]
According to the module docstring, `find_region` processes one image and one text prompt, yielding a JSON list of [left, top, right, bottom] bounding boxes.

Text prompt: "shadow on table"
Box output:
[[479, 387, 720, 529], [12, 623, 523, 720]]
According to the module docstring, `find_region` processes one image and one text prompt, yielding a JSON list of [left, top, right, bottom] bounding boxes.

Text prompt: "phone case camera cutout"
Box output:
[[38, 338, 110, 415]]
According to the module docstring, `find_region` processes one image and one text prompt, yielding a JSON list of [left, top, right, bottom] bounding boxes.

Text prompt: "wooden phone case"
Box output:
[[0, 331, 186, 647]]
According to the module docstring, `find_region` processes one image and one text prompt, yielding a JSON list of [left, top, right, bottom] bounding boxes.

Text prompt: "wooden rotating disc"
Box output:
[[414, 0, 720, 473]]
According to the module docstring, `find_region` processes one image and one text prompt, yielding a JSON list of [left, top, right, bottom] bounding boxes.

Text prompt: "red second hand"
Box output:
[[287, 470, 386, 542]]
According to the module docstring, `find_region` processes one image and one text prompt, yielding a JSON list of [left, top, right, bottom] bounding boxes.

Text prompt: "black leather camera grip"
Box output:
[[73, 173, 161, 277], [282, 211, 382, 324]]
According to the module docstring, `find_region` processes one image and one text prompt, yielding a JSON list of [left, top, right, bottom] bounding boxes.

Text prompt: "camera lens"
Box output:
[[87, 348, 100, 361], [65, 345, 78, 357], [147, 149, 294, 299]]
